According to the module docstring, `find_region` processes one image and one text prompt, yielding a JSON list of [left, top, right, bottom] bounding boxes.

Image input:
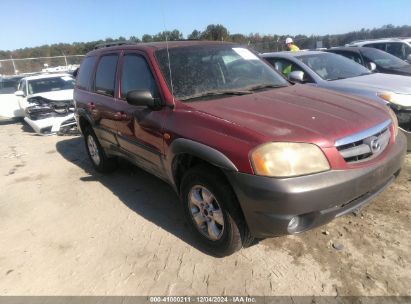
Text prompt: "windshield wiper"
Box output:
[[246, 83, 288, 91], [180, 90, 252, 101]]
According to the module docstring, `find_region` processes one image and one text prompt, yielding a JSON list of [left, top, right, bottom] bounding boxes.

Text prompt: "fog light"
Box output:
[[288, 216, 300, 232]]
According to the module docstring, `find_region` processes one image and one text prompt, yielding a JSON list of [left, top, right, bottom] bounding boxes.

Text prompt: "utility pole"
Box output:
[[62, 52, 68, 67], [10, 55, 17, 75]]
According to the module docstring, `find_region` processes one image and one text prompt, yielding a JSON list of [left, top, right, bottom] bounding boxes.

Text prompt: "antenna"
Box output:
[[161, 3, 175, 103]]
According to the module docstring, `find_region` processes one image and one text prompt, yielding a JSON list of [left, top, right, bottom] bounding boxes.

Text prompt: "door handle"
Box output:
[[87, 102, 96, 110], [114, 112, 127, 120]]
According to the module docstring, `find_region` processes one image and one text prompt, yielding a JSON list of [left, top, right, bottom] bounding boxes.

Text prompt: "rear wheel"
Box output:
[[84, 127, 117, 173], [180, 165, 252, 256]]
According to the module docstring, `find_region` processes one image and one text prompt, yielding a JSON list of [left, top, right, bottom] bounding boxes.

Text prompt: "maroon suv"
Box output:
[[74, 41, 406, 256]]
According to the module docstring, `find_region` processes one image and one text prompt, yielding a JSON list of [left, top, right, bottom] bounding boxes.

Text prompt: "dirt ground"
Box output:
[[0, 120, 410, 296]]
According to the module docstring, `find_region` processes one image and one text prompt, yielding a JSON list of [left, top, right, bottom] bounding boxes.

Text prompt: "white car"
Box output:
[[346, 37, 411, 63], [14, 73, 76, 135], [0, 76, 24, 118]]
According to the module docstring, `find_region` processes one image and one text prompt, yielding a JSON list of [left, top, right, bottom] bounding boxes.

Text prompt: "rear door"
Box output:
[[87, 53, 122, 148], [115, 51, 166, 178]]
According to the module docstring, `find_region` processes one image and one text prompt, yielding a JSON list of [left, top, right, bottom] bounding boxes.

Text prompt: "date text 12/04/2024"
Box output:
[[149, 297, 257, 303]]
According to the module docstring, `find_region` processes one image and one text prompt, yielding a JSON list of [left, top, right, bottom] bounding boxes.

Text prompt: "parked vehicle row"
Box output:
[[261, 51, 411, 151], [74, 41, 406, 256]]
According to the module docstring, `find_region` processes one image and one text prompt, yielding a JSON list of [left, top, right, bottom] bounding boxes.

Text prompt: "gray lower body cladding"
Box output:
[[226, 132, 407, 238]]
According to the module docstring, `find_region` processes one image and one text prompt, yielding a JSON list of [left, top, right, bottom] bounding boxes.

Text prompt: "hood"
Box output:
[[186, 85, 390, 148], [331, 73, 411, 94], [390, 64, 411, 76], [30, 89, 73, 101]]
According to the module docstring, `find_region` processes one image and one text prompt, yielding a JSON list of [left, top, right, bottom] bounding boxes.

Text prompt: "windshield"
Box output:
[[297, 52, 371, 81], [155, 45, 288, 101], [28, 76, 74, 95], [361, 47, 409, 69]]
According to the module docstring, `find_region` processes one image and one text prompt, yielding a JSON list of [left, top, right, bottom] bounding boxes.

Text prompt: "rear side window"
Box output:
[[364, 43, 386, 51], [94, 54, 119, 97], [77, 56, 96, 90], [120, 54, 158, 99], [336, 51, 363, 65], [386, 43, 405, 59]]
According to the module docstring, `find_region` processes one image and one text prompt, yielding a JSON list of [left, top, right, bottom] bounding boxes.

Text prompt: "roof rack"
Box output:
[[94, 41, 138, 49]]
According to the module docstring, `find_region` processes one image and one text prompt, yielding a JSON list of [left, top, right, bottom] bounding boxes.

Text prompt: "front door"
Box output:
[[115, 52, 166, 178]]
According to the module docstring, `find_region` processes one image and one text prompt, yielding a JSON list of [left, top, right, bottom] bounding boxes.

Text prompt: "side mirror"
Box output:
[[406, 54, 411, 63], [288, 71, 305, 83], [367, 62, 377, 71], [126, 90, 160, 109], [14, 90, 25, 97], [72, 68, 79, 78]]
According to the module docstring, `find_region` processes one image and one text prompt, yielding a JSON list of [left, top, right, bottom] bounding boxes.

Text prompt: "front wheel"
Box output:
[[180, 165, 252, 256]]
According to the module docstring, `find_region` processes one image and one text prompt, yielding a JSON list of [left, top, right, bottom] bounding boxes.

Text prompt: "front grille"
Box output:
[[335, 120, 391, 163]]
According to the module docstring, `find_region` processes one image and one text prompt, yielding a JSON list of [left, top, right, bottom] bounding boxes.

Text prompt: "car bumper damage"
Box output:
[[226, 132, 407, 238], [392, 106, 411, 150], [24, 96, 77, 135]]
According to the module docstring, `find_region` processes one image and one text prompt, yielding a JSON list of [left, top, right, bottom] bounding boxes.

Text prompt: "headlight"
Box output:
[[378, 92, 411, 108], [250, 142, 330, 177], [387, 107, 399, 139]]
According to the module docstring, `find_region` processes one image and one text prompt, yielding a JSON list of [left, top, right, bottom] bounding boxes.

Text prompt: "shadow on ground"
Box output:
[[56, 136, 217, 256], [0, 118, 22, 125]]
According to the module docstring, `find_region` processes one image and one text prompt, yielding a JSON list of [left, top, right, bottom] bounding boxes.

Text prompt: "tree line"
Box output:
[[1, 23, 410, 61]]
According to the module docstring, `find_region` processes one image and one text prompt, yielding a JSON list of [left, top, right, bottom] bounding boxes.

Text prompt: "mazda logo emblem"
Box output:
[[370, 138, 382, 153]]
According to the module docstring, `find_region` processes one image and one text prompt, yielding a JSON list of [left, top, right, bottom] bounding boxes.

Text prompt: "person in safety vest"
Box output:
[[283, 37, 300, 76], [285, 37, 300, 52]]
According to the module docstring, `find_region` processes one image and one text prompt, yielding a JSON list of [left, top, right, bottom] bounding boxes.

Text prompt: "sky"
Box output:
[[1, 0, 410, 51]]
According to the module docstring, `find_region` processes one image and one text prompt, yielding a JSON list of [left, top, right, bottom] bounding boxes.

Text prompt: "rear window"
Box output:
[[77, 56, 97, 90]]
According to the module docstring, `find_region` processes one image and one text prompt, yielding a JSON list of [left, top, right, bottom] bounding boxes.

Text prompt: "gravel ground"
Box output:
[[0, 121, 410, 296]]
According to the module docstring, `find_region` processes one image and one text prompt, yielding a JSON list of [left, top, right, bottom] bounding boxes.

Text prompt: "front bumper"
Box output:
[[24, 113, 76, 135], [399, 128, 411, 151], [226, 132, 407, 238]]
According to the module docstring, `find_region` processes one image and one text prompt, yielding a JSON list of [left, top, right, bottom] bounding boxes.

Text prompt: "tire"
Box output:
[[83, 126, 117, 173], [180, 165, 252, 256]]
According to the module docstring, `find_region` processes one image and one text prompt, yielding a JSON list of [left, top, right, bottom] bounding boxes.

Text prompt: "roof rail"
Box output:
[[348, 37, 410, 44], [94, 41, 138, 49]]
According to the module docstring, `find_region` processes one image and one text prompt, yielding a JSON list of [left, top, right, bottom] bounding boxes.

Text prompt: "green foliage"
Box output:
[[200, 24, 230, 41], [1, 24, 410, 61], [188, 29, 201, 40]]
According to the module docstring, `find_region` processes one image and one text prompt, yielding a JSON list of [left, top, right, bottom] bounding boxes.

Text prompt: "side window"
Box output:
[[77, 56, 97, 90], [120, 54, 158, 99], [404, 44, 411, 57], [20, 81, 27, 96], [265, 58, 313, 82], [94, 54, 119, 97], [365, 43, 386, 51], [386, 43, 405, 60], [337, 51, 363, 65]]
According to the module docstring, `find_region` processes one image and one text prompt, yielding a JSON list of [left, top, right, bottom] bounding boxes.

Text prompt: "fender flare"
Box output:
[[76, 108, 95, 132], [165, 138, 239, 192], [168, 138, 238, 172]]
